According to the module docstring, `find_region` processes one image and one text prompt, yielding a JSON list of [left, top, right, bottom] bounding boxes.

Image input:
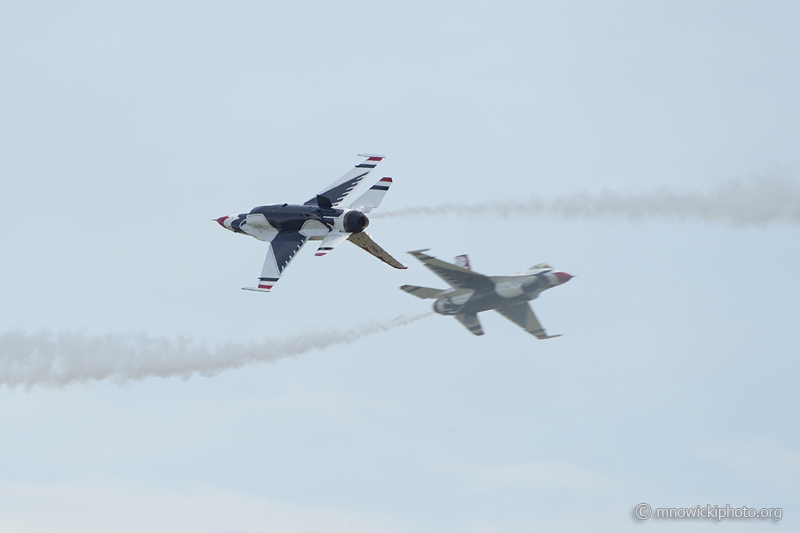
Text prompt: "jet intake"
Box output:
[[343, 210, 370, 233]]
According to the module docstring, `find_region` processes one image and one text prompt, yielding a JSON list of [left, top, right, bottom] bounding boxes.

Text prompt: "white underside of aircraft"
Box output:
[[401, 251, 573, 338], [215, 154, 406, 292]]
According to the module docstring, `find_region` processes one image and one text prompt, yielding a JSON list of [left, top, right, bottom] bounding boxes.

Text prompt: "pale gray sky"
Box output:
[[1, 1, 798, 531]]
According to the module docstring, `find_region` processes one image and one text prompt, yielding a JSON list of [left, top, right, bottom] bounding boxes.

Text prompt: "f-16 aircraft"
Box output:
[[215, 154, 406, 292], [401, 250, 573, 338]]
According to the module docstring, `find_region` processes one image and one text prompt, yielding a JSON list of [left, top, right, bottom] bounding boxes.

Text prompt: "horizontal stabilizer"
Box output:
[[400, 285, 446, 299], [348, 232, 406, 269], [349, 177, 392, 213], [242, 286, 272, 293], [455, 313, 484, 336], [314, 232, 349, 257]]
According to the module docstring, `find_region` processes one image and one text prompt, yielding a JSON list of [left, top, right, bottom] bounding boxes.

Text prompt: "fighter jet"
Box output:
[[401, 250, 573, 338], [215, 154, 406, 292]]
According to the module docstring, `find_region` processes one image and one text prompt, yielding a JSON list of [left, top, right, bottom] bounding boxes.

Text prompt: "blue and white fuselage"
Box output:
[[216, 204, 369, 242], [215, 155, 405, 292], [402, 252, 573, 338]]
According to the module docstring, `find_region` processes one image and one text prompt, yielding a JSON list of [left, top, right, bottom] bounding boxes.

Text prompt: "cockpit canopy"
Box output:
[[530, 263, 553, 271]]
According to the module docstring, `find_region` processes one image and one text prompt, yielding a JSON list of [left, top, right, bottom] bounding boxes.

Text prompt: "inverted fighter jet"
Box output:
[[401, 250, 573, 338], [215, 154, 406, 292]]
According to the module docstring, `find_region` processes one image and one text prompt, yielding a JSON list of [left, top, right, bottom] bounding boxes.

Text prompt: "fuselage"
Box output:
[[215, 204, 369, 241], [432, 267, 573, 316]]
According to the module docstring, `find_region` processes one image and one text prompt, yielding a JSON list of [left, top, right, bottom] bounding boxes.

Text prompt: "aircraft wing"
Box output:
[[242, 231, 308, 292], [304, 154, 385, 208], [494, 303, 561, 339], [408, 249, 493, 290], [455, 313, 484, 336]]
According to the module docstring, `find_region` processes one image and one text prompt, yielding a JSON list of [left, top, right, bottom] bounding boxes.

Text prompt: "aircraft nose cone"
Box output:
[[214, 216, 229, 227], [554, 271, 573, 283]]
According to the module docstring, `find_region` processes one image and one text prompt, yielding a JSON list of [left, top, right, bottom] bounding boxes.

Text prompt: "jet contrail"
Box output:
[[0, 313, 431, 389], [375, 173, 800, 227]]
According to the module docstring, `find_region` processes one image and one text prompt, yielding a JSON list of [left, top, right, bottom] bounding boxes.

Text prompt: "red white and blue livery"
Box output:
[[215, 154, 406, 292], [401, 251, 573, 338]]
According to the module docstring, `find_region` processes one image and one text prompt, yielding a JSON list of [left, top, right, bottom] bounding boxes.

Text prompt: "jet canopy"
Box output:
[[530, 263, 553, 270]]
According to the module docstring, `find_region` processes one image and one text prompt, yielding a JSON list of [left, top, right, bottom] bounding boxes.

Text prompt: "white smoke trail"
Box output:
[[375, 173, 800, 227], [0, 313, 432, 389]]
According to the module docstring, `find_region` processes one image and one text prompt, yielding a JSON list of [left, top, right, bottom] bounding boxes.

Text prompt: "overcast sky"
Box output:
[[1, 1, 799, 531]]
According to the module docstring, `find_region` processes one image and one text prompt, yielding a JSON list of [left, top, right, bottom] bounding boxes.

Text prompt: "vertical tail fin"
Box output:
[[347, 231, 406, 269]]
